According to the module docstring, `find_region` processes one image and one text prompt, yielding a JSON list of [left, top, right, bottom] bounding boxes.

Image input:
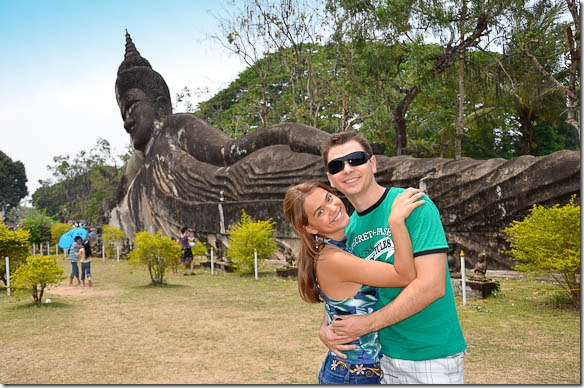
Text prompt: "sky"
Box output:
[[0, 0, 247, 199]]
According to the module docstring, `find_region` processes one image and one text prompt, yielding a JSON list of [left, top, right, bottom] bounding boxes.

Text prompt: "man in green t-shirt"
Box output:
[[318, 131, 467, 384]]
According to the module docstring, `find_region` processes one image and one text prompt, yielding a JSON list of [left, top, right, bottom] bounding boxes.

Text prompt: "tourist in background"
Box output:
[[79, 239, 93, 287], [178, 227, 196, 276], [68, 236, 83, 286]]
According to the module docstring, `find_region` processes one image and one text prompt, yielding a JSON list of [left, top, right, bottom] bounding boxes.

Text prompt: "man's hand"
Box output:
[[331, 314, 374, 338], [319, 320, 359, 359]]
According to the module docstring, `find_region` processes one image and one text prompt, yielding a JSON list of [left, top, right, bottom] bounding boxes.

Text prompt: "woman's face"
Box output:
[[303, 187, 349, 240]]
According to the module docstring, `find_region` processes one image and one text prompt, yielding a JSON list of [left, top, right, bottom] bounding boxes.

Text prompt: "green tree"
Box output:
[[0, 221, 30, 287], [20, 209, 53, 249], [227, 209, 277, 275], [0, 150, 28, 211], [101, 224, 125, 259], [32, 138, 125, 224], [502, 196, 580, 305], [11, 255, 65, 306], [128, 231, 182, 285]]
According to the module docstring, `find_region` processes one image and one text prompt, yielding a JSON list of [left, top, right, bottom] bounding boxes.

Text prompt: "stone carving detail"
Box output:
[[108, 32, 580, 269]]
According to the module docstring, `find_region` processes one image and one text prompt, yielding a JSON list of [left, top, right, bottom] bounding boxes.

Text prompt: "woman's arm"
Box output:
[[388, 187, 425, 283], [318, 188, 424, 288]]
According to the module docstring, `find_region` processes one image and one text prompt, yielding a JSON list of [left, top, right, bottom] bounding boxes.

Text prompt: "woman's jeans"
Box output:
[[318, 352, 381, 384], [81, 262, 91, 280]]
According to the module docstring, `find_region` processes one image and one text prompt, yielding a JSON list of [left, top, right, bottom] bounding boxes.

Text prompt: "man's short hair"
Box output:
[[321, 131, 374, 165]]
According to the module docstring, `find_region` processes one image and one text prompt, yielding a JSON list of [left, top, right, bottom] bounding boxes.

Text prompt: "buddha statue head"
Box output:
[[115, 31, 172, 154]]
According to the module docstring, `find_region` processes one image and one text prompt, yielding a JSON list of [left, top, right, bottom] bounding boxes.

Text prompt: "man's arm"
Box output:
[[331, 252, 446, 337]]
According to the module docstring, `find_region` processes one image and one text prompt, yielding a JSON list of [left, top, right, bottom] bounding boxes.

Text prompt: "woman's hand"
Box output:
[[389, 187, 425, 225]]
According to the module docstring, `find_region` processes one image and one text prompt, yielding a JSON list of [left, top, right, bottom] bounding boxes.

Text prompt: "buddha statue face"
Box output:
[[119, 87, 170, 153]]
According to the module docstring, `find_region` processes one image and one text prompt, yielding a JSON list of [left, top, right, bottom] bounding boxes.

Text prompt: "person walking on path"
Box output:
[[318, 131, 467, 384], [79, 240, 93, 287], [68, 236, 83, 286], [178, 227, 196, 275]]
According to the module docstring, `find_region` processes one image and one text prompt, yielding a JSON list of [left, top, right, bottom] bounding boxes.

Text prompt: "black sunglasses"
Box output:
[[326, 151, 371, 175]]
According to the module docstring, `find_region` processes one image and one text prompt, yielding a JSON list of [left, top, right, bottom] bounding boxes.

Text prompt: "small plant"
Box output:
[[10, 255, 65, 306], [0, 221, 31, 287], [502, 195, 580, 305], [227, 209, 277, 275], [102, 224, 125, 258], [128, 231, 182, 285]]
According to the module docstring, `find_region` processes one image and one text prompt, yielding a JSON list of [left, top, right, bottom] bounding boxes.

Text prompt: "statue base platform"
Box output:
[[450, 275, 500, 298]]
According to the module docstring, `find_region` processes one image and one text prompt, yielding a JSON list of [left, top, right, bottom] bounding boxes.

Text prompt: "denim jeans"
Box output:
[[70, 261, 79, 279], [81, 262, 91, 280], [318, 352, 381, 384]]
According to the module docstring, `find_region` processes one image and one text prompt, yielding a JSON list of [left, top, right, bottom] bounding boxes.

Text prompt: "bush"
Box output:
[[50, 223, 72, 247], [10, 255, 65, 306], [227, 209, 277, 275], [191, 241, 208, 257], [128, 231, 182, 285], [502, 195, 580, 305], [0, 221, 31, 287], [102, 224, 125, 259]]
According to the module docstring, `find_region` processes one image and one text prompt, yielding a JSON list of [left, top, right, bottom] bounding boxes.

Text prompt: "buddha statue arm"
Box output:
[[165, 114, 329, 166]]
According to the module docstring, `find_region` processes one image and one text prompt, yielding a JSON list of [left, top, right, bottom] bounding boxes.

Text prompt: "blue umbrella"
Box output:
[[58, 227, 88, 249]]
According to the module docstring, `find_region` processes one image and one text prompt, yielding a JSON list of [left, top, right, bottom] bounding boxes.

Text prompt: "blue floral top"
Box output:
[[318, 238, 381, 364]]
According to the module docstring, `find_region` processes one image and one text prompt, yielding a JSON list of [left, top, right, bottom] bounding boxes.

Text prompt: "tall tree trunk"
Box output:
[[455, 2, 467, 160], [519, 118, 533, 155], [455, 49, 465, 160], [393, 86, 419, 156]]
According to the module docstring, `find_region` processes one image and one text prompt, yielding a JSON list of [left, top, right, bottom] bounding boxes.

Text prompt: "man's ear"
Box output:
[[326, 172, 335, 188], [303, 224, 318, 235], [370, 155, 377, 174]]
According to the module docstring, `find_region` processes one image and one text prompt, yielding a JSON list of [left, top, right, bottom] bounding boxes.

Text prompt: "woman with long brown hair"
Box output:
[[283, 182, 424, 384]]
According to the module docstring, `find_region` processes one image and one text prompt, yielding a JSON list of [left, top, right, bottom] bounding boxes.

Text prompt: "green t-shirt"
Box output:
[[345, 187, 467, 361]]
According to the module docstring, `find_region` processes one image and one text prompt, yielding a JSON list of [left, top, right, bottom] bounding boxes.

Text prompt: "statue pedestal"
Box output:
[[200, 261, 235, 272], [275, 266, 298, 279], [450, 275, 500, 299]]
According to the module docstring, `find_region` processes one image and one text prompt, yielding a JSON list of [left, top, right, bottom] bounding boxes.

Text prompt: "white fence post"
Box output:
[[460, 250, 467, 306], [5, 257, 11, 296], [254, 250, 258, 280], [210, 247, 214, 275]]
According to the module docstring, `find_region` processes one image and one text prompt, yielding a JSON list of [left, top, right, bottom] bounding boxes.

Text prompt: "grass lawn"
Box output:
[[0, 258, 580, 384]]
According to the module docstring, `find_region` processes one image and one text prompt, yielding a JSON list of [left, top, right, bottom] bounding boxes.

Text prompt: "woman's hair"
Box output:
[[283, 181, 334, 304]]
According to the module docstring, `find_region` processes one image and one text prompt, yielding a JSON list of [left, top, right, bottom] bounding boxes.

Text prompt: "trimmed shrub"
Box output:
[[227, 209, 277, 275], [502, 195, 580, 305], [11, 255, 65, 306], [129, 231, 182, 285]]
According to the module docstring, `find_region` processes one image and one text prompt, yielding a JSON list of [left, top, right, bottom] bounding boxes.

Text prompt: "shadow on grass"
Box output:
[[12, 300, 71, 310], [131, 282, 190, 291]]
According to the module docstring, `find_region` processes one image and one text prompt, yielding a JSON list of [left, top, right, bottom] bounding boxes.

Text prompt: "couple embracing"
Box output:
[[283, 132, 466, 384]]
